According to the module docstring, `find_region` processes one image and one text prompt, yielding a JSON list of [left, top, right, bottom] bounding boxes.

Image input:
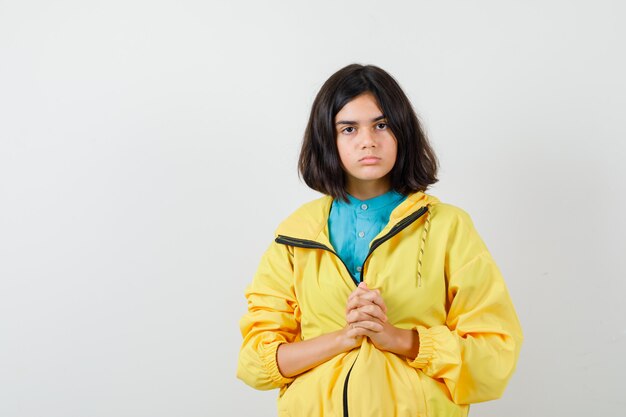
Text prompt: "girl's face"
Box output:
[[335, 93, 397, 199]]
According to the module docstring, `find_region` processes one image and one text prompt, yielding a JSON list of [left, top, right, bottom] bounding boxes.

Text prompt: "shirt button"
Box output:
[[358, 231, 365, 238], [361, 204, 368, 210], [356, 266, 362, 272]]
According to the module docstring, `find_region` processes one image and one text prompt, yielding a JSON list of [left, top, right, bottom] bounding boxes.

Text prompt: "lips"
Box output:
[[359, 156, 381, 163]]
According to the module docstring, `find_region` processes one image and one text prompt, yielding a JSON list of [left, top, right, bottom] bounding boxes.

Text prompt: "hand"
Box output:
[[337, 325, 365, 351], [346, 282, 387, 331], [345, 282, 391, 349], [345, 282, 419, 359]]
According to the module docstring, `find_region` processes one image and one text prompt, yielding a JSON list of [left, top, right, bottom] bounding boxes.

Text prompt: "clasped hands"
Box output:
[[275, 281, 420, 378], [343, 282, 419, 359]]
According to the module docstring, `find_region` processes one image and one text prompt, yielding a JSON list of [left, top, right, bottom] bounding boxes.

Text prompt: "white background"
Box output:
[[1, 1, 625, 416]]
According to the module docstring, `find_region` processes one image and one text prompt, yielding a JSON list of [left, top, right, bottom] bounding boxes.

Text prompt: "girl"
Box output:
[[237, 64, 523, 417]]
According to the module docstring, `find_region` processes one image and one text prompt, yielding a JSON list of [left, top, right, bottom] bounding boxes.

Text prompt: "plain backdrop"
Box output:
[[1, 1, 625, 416]]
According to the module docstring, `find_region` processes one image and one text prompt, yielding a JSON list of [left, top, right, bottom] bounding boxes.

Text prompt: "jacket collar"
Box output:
[[275, 191, 440, 245]]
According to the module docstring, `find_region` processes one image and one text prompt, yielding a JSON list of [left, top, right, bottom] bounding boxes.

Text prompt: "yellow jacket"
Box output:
[[238, 192, 523, 417]]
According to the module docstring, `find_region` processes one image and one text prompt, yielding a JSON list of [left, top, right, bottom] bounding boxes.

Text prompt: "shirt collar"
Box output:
[[338, 190, 406, 212]]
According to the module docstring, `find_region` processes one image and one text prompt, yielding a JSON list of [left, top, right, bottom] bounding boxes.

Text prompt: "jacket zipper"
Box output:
[[274, 235, 355, 283], [275, 205, 430, 417], [342, 355, 358, 417], [358, 205, 428, 282], [275, 206, 429, 286]]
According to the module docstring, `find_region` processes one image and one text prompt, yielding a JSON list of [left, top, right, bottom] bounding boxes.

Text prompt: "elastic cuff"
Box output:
[[407, 325, 435, 369], [260, 340, 295, 386]]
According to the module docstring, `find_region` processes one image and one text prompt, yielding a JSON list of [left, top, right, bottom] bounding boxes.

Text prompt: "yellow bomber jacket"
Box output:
[[237, 192, 523, 417]]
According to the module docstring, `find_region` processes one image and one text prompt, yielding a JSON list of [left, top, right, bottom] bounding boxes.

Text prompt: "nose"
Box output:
[[359, 129, 376, 148]]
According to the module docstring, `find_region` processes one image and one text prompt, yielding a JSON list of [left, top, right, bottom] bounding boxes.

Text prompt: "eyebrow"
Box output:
[[335, 115, 386, 125]]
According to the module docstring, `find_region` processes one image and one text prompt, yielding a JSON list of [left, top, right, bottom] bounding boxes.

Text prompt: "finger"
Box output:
[[346, 304, 387, 323], [362, 289, 388, 314], [346, 309, 385, 326], [351, 320, 384, 333], [348, 282, 374, 300], [347, 287, 381, 306], [346, 326, 371, 339], [373, 293, 387, 314], [356, 289, 383, 304], [346, 296, 367, 313], [347, 286, 370, 302], [355, 304, 387, 322], [346, 291, 388, 314], [346, 290, 375, 312]]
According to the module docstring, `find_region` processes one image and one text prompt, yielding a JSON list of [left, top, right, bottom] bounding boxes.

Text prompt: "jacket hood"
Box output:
[[275, 191, 441, 242]]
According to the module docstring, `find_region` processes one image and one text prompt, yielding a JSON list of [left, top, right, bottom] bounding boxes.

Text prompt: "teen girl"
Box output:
[[237, 64, 523, 417]]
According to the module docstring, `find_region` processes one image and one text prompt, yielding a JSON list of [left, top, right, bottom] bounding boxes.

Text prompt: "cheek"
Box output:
[[336, 142, 352, 163], [387, 137, 398, 158]]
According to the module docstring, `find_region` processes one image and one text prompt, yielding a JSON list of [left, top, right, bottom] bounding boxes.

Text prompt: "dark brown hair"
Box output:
[[298, 64, 439, 202]]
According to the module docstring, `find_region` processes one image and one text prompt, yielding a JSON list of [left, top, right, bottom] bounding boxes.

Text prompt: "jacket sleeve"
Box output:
[[237, 240, 301, 390], [407, 209, 523, 404]]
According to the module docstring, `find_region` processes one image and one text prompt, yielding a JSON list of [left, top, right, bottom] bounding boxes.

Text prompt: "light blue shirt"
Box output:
[[328, 190, 407, 282]]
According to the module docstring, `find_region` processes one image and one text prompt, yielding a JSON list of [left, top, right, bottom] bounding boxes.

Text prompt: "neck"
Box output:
[[346, 179, 392, 201]]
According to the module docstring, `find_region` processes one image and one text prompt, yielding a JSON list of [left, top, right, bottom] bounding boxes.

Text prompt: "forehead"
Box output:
[[335, 93, 383, 121]]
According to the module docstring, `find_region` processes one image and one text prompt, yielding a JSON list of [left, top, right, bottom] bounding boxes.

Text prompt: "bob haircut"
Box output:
[[298, 64, 439, 202]]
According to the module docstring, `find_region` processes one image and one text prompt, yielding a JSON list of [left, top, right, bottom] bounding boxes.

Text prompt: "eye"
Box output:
[[375, 122, 388, 130], [342, 126, 356, 134]]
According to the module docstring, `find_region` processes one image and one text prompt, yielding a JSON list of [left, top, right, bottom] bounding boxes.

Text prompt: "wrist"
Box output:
[[400, 328, 420, 360], [335, 328, 357, 352], [388, 326, 419, 359]]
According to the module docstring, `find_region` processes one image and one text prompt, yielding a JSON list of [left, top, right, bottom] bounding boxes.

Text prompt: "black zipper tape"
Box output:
[[359, 205, 429, 282], [343, 356, 358, 417]]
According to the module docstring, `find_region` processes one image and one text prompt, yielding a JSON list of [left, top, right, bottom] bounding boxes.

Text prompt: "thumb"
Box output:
[[358, 281, 369, 289]]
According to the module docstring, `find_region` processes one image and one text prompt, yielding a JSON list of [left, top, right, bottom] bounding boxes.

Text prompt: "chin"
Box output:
[[356, 171, 392, 181]]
